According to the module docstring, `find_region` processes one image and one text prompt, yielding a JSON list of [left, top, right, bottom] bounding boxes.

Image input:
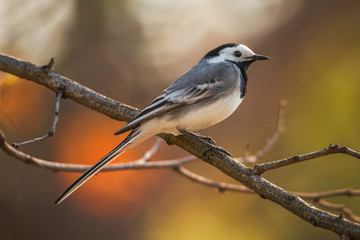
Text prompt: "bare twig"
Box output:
[[175, 166, 360, 199], [295, 189, 360, 200], [235, 100, 287, 164], [3, 121, 359, 206], [137, 138, 162, 163], [40, 57, 55, 71], [174, 166, 253, 193], [174, 166, 360, 222], [0, 129, 196, 172], [12, 90, 63, 148], [316, 199, 360, 223], [253, 144, 360, 175]]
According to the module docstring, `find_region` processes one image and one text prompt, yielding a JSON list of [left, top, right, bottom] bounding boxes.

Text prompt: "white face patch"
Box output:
[[206, 44, 256, 64]]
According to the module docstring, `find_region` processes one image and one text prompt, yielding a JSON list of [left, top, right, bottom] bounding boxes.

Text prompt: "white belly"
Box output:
[[177, 90, 242, 131], [140, 90, 243, 135]]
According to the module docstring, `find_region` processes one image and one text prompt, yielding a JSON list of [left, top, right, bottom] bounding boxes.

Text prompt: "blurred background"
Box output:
[[1, 0, 360, 239]]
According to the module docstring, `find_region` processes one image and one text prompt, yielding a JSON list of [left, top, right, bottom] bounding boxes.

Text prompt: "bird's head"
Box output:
[[204, 43, 269, 70]]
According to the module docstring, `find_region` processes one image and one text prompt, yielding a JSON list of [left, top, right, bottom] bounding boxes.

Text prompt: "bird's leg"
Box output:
[[178, 129, 232, 157]]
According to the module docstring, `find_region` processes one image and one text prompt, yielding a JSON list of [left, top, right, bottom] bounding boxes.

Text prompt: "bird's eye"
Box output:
[[234, 51, 242, 57]]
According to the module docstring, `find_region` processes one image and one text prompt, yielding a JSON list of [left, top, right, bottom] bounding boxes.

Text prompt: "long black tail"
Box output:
[[54, 130, 140, 204]]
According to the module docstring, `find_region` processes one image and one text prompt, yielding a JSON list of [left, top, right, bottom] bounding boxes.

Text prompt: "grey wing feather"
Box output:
[[114, 87, 211, 135], [114, 61, 238, 135], [114, 94, 187, 135]]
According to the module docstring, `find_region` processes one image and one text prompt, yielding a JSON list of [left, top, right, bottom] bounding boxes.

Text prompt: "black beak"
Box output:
[[252, 54, 270, 61]]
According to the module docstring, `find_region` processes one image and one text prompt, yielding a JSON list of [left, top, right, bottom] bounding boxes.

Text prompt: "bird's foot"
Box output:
[[190, 132, 217, 145], [209, 145, 232, 157], [178, 129, 232, 157]]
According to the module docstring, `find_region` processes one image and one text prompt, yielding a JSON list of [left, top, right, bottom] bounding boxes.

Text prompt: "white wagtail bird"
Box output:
[[55, 43, 269, 204]]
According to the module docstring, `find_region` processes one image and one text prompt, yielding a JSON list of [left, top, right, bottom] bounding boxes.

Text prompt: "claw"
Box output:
[[210, 145, 232, 157], [195, 134, 216, 145], [178, 129, 232, 157]]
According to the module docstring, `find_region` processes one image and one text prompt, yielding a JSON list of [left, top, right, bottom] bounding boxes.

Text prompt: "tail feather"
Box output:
[[54, 130, 140, 205]]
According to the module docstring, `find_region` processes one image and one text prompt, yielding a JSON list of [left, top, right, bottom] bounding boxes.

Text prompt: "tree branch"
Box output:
[[1, 53, 359, 238], [0, 53, 139, 122]]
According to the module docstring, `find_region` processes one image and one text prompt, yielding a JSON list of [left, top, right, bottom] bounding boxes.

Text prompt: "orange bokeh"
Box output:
[[0, 74, 47, 134], [54, 111, 164, 218]]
